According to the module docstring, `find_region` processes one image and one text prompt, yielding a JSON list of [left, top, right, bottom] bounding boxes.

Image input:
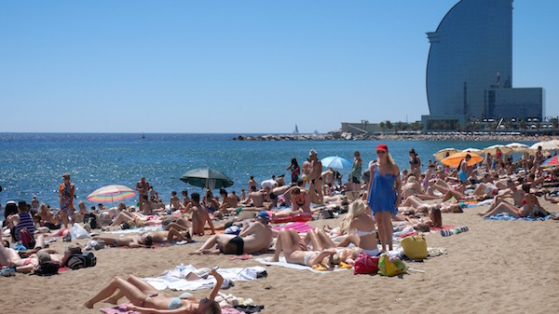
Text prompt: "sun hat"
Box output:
[[257, 210, 270, 221], [309, 149, 317, 156], [376, 144, 388, 152]]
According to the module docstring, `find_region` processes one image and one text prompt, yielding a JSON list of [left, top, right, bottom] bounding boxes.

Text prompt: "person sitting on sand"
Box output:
[[218, 189, 239, 214], [268, 228, 339, 268], [291, 187, 311, 214], [170, 191, 183, 210], [83, 271, 223, 314], [478, 179, 525, 215], [185, 192, 215, 236], [242, 186, 273, 210], [190, 211, 272, 255], [341, 200, 379, 256]]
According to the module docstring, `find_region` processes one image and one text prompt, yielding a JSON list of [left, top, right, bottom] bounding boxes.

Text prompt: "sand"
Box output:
[[2, 203, 559, 314]]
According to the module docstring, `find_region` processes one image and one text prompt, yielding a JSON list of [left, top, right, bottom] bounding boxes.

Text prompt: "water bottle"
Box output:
[[179, 263, 185, 279]]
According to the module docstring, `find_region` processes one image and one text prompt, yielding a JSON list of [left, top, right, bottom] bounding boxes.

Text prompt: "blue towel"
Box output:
[[484, 213, 555, 221]]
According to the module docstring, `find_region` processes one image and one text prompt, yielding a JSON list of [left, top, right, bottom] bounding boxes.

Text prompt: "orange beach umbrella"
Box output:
[[440, 152, 484, 168]]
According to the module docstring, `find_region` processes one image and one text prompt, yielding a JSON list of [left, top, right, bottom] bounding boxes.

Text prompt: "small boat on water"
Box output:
[[293, 124, 299, 135]]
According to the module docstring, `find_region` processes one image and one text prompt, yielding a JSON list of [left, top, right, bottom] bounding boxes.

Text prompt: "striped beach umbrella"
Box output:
[[86, 185, 136, 204], [540, 156, 559, 168]]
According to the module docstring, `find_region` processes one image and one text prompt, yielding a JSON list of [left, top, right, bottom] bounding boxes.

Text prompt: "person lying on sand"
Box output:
[[0, 236, 70, 273], [479, 183, 541, 218], [268, 228, 339, 268], [190, 211, 272, 255], [83, 271, 222, 314]]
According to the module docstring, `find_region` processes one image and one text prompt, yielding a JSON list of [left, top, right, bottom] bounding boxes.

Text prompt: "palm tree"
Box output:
[[396, 121, 404, 134], [432, 123, 440, 131], [455, 122, 461, 132], [504, 121, 512, 132], [385, 121, 393, 134], [518, 120, 527, 135], [379, 122, 386, 135], [535, 122, 541, 134], [551, 117, 558, 135]]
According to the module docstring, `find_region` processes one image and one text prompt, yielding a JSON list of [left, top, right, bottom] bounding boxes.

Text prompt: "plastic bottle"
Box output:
[[179, 263, 185, 279]]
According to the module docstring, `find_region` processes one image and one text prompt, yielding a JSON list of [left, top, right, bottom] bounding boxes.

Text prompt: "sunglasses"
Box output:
[[376, 151, 386, 154]]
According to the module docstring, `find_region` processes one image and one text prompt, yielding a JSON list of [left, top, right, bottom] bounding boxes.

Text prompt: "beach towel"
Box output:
[[104, 225, 160, 234], [465, 199, 493, 208], [430, 225, 456, 232], [272, 222, 314, 233], [143, 265, 267, 291], [100, 303, 245, 314], [254, 257, 348, 273], [483, 213, 555, 221]]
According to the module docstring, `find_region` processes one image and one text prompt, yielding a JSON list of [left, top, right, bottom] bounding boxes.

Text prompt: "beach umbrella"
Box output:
[[462, 147, 483, 154], [433, 148, 459, 161], [86, 185, 136, 207], [483, 144, 513, 156], [530, 141, 559, 152], [180, 168, 234, 189], [321, 156, 352, 170], [441, 152, 484, 168], [506, 142, 530, 153], [540, 155, 559, 167]]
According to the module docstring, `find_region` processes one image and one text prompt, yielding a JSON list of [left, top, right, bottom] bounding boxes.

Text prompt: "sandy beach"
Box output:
[[2, 201, 558, 314]]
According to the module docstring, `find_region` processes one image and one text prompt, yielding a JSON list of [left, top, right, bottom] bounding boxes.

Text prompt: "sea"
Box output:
[[0, 133, 536, 217]]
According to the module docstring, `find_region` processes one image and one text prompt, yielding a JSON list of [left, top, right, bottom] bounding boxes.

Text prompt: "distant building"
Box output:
[[422, 0, 545, 130]]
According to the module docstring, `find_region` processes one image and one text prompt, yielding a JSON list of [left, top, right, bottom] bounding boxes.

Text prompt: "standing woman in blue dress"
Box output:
[[367, 144, 402, 252]]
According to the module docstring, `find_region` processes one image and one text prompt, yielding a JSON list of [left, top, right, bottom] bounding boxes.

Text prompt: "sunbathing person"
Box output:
[[291, 187, 311, 214], [218, 189, 239, 214], [340, 200, 379, 256], [190, 211, 272, 255], [0, 236, 70, 273], [302, 228, 362, 265], [480, 179, 525, 215], [109, 211, 163, 228], [269, 228, 338, 267], [480, 183, 539, 218], [83, 271, 223, 314], [242, 186, 273, 210]]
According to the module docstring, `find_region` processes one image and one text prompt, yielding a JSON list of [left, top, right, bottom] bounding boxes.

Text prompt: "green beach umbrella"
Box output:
[[179, 168, 234, 189]]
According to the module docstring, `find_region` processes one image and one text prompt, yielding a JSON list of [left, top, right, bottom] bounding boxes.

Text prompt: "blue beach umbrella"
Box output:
[[321, 156, 352, 170], [179, 168, 234, 189]]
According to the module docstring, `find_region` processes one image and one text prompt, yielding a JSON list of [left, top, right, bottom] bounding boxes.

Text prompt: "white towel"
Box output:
[[254, 257, 348, 273]]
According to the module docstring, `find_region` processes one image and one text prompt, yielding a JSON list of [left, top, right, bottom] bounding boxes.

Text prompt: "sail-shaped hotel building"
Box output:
[[422, 0, 544, 129]]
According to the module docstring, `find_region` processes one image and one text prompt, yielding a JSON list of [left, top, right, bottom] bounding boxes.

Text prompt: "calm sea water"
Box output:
[[0, 133, 535, 217]]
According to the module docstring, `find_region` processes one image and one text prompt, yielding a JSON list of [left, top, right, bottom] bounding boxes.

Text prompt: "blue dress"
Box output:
[[367, 164, 397, 216]]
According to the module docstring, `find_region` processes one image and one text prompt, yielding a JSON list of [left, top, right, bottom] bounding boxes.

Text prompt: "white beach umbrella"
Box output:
[[506, 142, 530, 153], [483, 144, 513, 156], [530, 141, 559, 152], [433, 148, 459, 161], [462, 148, 483, 154]]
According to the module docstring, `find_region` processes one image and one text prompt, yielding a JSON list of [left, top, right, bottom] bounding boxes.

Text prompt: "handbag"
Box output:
[[400, 234, 428, 260], [353, 252, 379, 275], [378, 253, 407, 277]]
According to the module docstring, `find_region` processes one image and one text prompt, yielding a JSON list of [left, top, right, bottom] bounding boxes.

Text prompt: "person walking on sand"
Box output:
[[350, 151, 363, 191], [367, 144, 401, 252], [286, 157, 301, 183], [59, 173, 75, 229], [136, 177, 149, 213]]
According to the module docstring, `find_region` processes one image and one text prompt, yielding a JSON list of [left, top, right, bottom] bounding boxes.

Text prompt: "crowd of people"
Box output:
[[2, 143, 558, 312]]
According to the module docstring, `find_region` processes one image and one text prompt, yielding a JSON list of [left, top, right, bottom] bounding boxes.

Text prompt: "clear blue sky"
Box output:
[[1, 0, 557, 134]]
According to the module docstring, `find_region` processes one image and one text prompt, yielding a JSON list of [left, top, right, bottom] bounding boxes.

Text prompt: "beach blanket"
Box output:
[[484, 213, 555, 221], [143, 265, 267, 291], [272, 222, 314, 233], [255, 256, 348, 273], [430, 225, 456, 232], [465, 199, 493, 208], [104, 225, 160, 234], [100, 303, 245, 314]]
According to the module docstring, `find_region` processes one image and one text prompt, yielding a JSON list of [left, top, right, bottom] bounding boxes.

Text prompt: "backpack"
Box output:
[[18, 228, 35, 249], [82, 252, 97, 267], [67, 252, 96, 270], [34, 261, 60, 276]]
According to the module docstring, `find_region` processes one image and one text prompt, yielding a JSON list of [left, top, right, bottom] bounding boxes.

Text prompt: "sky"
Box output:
[[0, 0, 557, 134]]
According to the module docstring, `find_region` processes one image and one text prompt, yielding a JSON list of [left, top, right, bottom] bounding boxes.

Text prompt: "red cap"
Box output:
[[376, 144, 388, 152]]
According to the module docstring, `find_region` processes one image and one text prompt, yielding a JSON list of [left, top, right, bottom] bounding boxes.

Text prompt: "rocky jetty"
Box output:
[[233, 132, 546, 142]]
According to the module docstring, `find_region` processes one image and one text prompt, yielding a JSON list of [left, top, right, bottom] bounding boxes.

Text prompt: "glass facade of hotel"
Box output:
[[426, 0, 514, 119]]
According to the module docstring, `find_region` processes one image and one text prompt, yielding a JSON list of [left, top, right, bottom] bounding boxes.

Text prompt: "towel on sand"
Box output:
[[100, 303, 245, 314], [143, 265, 267, 291], [255, 257, 348, 273], [484, 213, 555, 221]]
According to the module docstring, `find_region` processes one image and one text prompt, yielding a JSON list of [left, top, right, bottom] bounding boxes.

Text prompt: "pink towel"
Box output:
[[272, 221, 314, 233]]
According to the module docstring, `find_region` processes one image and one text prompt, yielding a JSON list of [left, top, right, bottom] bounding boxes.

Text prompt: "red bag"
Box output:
[[353, 252, 380, 275], [18, 228, 35, 249]]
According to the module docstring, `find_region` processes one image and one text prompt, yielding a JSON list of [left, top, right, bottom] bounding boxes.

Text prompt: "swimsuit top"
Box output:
[[410, 156, 419, 165], [168, 292, 193, 310], [353, 228, 375, 237]]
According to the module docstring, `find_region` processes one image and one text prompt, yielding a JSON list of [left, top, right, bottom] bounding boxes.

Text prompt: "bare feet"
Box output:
[[189, 250, 203, 255], [82, 301, 94, 309]]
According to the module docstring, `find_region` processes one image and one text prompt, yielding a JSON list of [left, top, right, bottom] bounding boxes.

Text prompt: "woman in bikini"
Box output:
[[481, 183, 538, 218], [341, 200, 379, 256], [409, 149, 421, 178], [83, 270, 223, 314], [269, 228, 338, 267], [290, 187, 311, 214]]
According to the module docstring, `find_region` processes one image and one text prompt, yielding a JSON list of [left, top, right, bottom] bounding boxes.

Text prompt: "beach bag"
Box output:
[[400, 235, 428, 260], [533, 206, 550, 218], [120, 220, 136, 230], [34, 261, 60, 276], [67, 254, 87, 270], [82, 252, 97, 267], [320, 209, 335, 220], [18, 228, 35, 249], [378, 254, 407, 277], [70, 223, 90, 239], [353, 252, 379, 275]]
